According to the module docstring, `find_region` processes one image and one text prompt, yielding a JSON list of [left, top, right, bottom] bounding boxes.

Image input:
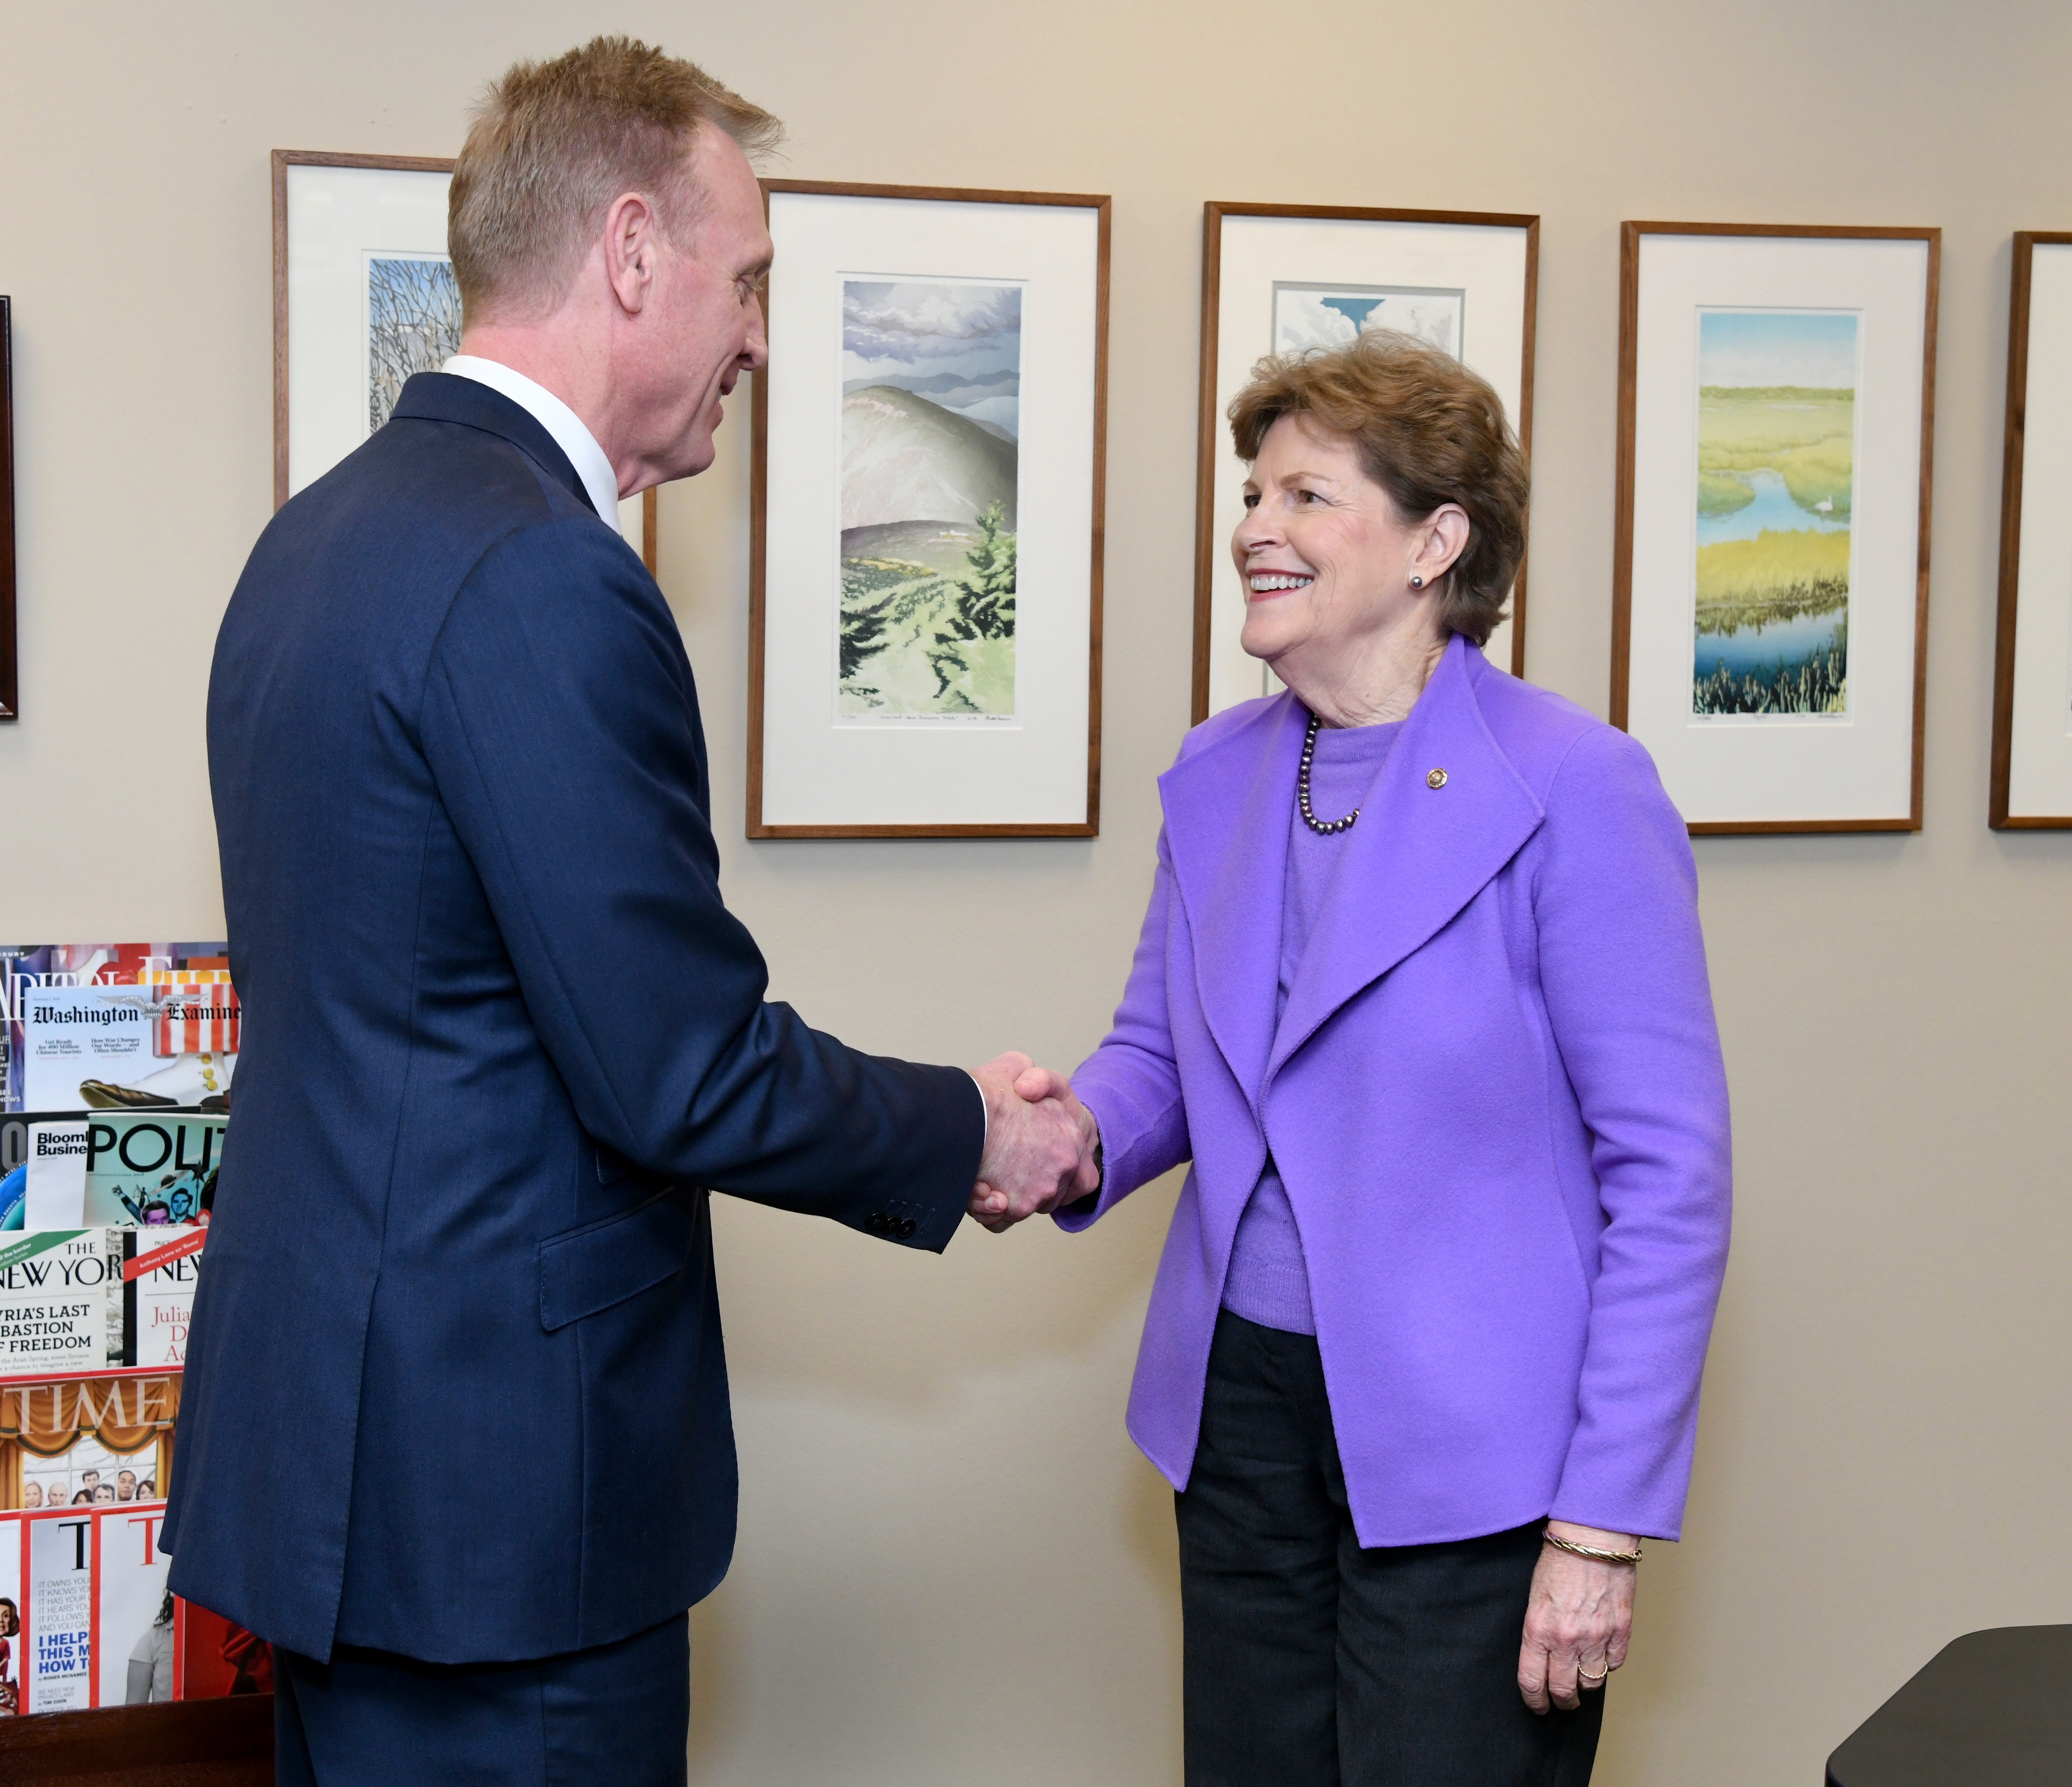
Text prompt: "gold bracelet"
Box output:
[[1543, 1530, 1642, 1566]]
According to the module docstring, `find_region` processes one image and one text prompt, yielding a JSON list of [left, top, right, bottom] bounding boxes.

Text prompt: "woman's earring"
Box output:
[[1410, 575, 1426, 589]]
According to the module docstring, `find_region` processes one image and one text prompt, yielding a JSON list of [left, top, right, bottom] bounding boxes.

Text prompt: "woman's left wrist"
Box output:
[[1545, 1519, 1642, 1558]]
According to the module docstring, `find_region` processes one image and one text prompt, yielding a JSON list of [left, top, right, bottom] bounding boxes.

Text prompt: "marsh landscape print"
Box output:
[[838, 280, 1022, 719], [1692, 309, 1858, 715]]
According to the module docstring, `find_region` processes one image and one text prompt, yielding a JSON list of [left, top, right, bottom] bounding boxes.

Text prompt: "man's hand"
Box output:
[[967, 1053, 1101, 1232]]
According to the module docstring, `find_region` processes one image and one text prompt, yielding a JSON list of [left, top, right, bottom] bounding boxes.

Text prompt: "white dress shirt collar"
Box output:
[[440, 355, 621, 528]]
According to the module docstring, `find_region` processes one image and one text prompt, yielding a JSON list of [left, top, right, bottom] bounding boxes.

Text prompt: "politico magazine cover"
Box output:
[[0, 1111, 224, 1232], [1, 944, 235, 1115]]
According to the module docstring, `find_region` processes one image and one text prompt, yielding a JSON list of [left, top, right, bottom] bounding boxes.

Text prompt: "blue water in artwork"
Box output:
[[1693, 609, 1846, 681], [1696, 469, 1851, 547]]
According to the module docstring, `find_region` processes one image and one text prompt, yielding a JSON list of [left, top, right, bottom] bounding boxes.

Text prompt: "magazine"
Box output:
[[126, 1228, 206, 1371], [8, 1111, 223, 1230], [0, 1512, 15, 1715], [0, 1233, 126, 1376], [18, 1421, 162, 1512], [171, 1598, 273, 1699], [0, 1227, 204, 1381], [1, 1373, 178, 1499], [0, 1503, 176, 1712], [1, 944, 232, 1114]]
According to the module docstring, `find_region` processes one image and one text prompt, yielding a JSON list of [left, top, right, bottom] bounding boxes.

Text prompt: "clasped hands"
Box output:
[[967, 1053, 1100, 1233]]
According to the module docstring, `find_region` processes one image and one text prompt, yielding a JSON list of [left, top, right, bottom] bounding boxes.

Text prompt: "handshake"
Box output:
[[966, 1052, 1102, 1233]]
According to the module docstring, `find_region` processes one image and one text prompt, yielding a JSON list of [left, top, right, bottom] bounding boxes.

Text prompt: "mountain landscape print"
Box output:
[[1691, 309, 1858, 715], [838, 279, 1022, 718]]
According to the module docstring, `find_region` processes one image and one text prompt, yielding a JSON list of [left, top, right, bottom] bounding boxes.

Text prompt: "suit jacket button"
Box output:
[[898, 1218, 917, 1238], [1426, 767, 1448, 789]]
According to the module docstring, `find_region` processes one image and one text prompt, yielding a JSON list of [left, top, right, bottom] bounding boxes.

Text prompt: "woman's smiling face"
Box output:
[[1231, 413, 1429, 672]]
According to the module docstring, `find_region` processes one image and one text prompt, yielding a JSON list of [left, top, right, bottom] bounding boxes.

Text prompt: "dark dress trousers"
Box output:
[[163, 373, 982, 1669], [274, 1614, 692, 1787]]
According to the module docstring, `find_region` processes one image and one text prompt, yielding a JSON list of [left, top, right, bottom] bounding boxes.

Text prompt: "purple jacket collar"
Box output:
[[1159, 635, 1546, 1108]]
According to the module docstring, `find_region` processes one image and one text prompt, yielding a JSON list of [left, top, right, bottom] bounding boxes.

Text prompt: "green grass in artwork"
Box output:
[[1698, 386, 1855, 515], [838, 504, 1018, 716], [1697, 471, 1757, 516], [1695, 528, 1851, 618]]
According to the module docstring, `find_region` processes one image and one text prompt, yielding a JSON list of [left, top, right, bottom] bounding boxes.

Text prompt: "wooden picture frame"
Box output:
[[270, 151, 655, 567], [1989, 232, 2072, 827], [748, 180, 1108, 837], [1611, 221, 1938, 834], [1192, 203, 1539, 724], [1, 295, 15, 723]]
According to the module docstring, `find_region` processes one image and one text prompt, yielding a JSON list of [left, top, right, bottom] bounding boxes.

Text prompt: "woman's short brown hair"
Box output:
[[450, 36, 782, 326], [1227, 331, 1529, 649]]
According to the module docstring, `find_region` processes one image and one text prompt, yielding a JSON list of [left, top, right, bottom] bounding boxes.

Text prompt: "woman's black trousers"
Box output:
[[1175, 1311, 1604, 1787]]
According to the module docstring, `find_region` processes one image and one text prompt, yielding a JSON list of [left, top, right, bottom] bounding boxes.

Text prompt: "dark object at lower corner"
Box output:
[[0, 1692, 273, 1786], [1826, 1625, 2072, 1785]]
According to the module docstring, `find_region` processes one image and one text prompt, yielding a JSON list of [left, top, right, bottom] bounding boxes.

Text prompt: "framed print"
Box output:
[[1990, 233, 2072, 827], [1193, 204, 1538, 723], [1612, 222, 1938, 833], [749, 181, 1108, 837], [271, 151, 655, 566], [1, 294, 14, 722]]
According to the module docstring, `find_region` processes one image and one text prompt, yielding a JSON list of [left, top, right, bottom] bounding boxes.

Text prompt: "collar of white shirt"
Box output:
[[440, 355, 621, 530]]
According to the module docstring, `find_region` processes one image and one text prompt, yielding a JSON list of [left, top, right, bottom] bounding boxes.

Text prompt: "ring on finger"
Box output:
[[1577, 1661, 1609, 1685]]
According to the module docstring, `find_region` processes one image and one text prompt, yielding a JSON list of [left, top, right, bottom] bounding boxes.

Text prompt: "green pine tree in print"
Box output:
[[952, 502, 1017, 641]]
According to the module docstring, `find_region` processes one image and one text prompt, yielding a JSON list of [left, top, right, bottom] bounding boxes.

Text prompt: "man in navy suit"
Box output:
[[163, 38, 1095, 1786]]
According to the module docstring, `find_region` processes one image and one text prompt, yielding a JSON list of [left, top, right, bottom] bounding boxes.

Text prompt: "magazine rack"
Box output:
[[0, 1691, 272, 1783]]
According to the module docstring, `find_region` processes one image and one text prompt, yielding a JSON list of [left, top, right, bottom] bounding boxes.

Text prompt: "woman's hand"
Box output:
[[1516, 1522, 1637, 1714]]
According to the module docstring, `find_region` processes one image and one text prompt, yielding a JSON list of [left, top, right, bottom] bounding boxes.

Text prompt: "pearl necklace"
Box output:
[[1297, 711, 1360, 835]]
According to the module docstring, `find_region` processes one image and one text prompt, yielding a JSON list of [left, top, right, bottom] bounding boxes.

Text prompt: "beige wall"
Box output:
[[6, 0, 2072, 1778]]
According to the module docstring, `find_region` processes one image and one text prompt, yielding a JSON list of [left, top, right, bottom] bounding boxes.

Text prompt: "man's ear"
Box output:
[[603, 191, 658, 316]]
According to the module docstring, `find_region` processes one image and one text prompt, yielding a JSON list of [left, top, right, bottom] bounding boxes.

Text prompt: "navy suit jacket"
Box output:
[[162, 373, 982, 1664]]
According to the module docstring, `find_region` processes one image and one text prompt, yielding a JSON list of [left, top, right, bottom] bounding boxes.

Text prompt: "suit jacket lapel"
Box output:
[[1267, 637, 1546, 1084], [1159, 695, 1304, 1111]]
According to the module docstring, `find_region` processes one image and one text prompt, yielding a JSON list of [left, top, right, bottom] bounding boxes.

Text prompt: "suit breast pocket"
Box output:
[[537, 1188, 698, 1333]]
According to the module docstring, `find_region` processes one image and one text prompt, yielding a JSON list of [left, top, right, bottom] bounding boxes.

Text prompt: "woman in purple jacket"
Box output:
[[1043, 332, 1731, 1784]]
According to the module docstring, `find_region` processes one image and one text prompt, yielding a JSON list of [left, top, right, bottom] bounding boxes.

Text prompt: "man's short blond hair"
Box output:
[[449, 36, 782, 326]]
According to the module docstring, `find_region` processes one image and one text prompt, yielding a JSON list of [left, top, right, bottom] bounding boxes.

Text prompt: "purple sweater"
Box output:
[[1221, 719, 1403, 1335]]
